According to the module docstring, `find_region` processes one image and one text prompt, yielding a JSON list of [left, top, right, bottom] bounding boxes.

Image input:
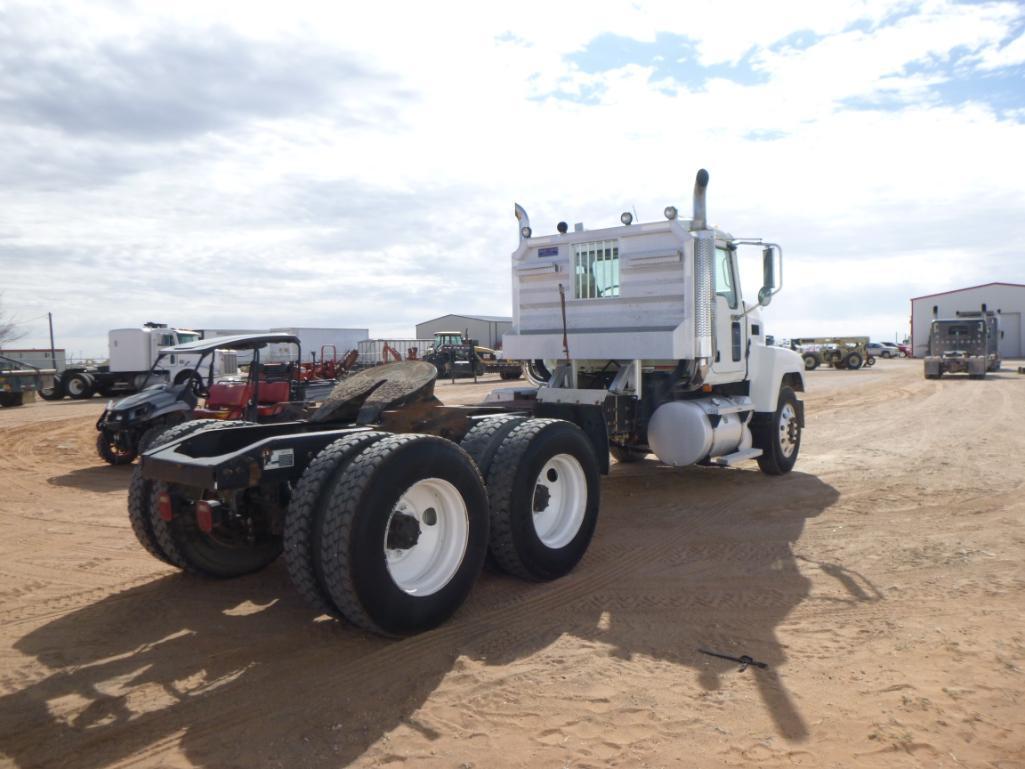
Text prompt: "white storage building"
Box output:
[[0, 348, 67, 371], [910, 282, 1025, 359], [415, 314, 512, 350]]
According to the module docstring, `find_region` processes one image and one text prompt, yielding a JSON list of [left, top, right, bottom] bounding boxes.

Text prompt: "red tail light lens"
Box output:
[[195, 501, 214, 533], [157, 491, 173, 521]]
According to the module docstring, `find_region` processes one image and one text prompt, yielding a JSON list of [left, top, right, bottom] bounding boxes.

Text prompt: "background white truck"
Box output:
[[46, 324, 210, 400]]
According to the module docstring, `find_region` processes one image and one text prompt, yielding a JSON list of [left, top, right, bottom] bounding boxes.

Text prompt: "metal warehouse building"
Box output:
[[415, 314, 512, 350], [911, 282, 1025, 359]]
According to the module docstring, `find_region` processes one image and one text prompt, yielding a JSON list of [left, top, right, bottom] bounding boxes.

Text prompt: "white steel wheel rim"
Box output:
[[384, 478, 468, 597], [778, 403, 798, 458], [67, 378, 84, 396], [532, 453, 587, 548]]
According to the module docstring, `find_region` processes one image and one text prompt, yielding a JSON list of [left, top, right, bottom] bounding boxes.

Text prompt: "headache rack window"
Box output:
[[574, 240, 620, 299]]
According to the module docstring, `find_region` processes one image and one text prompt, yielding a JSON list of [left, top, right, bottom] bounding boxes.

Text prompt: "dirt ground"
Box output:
[[1, 359, 1024, 769]]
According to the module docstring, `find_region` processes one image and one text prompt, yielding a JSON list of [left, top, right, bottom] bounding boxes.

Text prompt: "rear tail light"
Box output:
[[195, 501, 214, 533], [157, 491, 173, 521]]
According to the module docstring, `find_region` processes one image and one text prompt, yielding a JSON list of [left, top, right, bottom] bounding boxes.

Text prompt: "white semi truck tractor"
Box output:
[[133, 169, 807, 636], [500, 168, 806, 475], [45, 323, 205, 400]]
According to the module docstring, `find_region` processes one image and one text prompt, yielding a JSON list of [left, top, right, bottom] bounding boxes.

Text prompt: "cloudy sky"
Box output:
[[2, 0, 1024, 357]]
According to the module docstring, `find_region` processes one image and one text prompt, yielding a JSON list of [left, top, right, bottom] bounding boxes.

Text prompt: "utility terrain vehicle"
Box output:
[[132, 169, 806, 636], [97, 333, 326, 464]]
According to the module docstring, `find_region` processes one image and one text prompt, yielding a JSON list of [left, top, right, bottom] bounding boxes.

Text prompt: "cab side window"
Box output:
[[714, 247, 738, 309]]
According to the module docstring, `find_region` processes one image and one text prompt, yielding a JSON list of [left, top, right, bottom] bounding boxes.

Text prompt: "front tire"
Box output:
[[96, 429, 137, 465], [317, 434, 489, 636], [484, 418, 600, 581], [844, 352, 863, 370], [802, 354, 819, 371], [752, 386, 801, 476]]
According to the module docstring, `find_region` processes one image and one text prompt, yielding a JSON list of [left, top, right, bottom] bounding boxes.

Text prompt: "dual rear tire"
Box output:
[[283, 417, 599, 635], [127, 415, 601, 637], [64, 373, 95, 399]]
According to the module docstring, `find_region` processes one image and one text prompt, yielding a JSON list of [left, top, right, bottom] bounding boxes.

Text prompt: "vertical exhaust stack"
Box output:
[[690, 169, 713, 385]]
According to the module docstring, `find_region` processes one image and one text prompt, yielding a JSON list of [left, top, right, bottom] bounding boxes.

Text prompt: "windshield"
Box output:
[[938, 323, 980, 338], [176, 332, 200, 344]]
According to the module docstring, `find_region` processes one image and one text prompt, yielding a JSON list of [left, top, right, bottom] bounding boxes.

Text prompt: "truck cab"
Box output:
[[500, 169, 805, 474], [924, 310, 1002, 379]]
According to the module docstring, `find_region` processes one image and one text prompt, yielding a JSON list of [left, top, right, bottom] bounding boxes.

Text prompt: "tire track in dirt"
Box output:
[[4, 363, 1025, 769]]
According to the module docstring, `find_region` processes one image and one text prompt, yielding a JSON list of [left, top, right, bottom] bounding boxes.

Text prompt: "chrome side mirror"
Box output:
[[759, 246, 776, 306]]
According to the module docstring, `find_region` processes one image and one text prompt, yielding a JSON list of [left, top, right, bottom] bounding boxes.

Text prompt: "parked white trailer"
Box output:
[[268, 327, 369, 365]]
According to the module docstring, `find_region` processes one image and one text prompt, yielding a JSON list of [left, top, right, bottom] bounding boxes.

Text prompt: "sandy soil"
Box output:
[[1, 360, 1024, 769]]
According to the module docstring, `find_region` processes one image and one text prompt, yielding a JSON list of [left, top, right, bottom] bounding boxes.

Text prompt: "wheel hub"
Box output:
[[778, 403, 798, 458], [532, 484, 551, 513], [386, 511, 422, 550]]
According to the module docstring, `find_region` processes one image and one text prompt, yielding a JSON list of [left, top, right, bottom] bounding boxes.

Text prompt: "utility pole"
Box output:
[[48, 312, 56, 364]]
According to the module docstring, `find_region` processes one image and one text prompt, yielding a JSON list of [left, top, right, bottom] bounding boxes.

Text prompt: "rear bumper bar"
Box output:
[[141, 421, 373, 490]]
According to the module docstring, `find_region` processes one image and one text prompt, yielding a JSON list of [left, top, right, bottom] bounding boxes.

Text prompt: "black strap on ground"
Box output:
[[698, 648, 768, 672]]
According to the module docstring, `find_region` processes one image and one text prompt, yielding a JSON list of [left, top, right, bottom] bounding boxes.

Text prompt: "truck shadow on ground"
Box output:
[[47, 464, 133, 492], [0, 466, 846, 768]]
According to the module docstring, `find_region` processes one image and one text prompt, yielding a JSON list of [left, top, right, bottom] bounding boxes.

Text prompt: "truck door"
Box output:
[[710, 244, 746, 381]]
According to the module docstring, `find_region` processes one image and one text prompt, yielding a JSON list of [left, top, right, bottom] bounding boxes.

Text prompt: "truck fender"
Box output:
[[748, 345, 806, 415]]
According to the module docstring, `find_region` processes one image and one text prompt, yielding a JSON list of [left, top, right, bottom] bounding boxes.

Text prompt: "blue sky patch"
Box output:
[[840, 41, 1025, 119], [767, 29, 824, 53], [842, 2, 919, 35], [566, 32, 768, 89]]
